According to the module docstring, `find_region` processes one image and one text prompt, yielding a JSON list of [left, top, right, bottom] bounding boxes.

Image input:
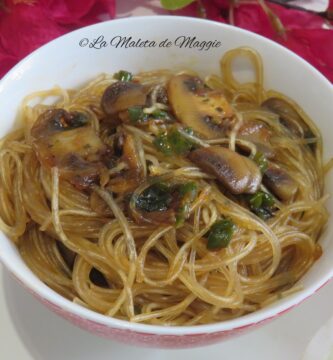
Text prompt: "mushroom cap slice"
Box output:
[[101, 81, 148, 115], [189, 146, 262, 194], [238, 120, 275, 158], [108, 132, 144, 194], [263, 164, 298, 201], [31, 109, 106, 189], [261, 97, 313, 139], [167, 74, 234, 139]]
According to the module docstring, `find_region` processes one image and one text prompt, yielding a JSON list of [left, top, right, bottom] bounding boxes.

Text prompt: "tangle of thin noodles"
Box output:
[[0, 48, 330, 325]]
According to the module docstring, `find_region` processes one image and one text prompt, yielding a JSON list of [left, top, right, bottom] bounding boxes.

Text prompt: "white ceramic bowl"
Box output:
[[0, 16, 332, 349]]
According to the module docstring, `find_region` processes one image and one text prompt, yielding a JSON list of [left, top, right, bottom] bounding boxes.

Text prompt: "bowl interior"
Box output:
[[0, 16, 332, 334]]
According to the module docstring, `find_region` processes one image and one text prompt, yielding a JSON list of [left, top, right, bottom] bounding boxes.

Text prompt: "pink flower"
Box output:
[[235, 2, 333, 81], [175, 0, 333, 82], [0, 0, 115, 78]]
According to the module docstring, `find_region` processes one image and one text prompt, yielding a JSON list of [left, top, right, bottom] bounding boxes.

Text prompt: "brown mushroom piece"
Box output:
[[31, 109, 106, 189], [261, 97, 314, 139], [189, 146, 262, 194], [263, 164, 298, 201], [101, 81, 148, 116], [238, 120, 275, 159], [107, 132, 144, 194], [167, 74, 235, 139], [155, 86, 169, 105]]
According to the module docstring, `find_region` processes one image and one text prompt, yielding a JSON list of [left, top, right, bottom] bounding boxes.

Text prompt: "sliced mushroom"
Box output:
[[263, 163, 298, 201], [146, 85, 169, 107], [155, 86, 169, 105], [108, 132, 144, 194], [31, 109, 106, 189], [261, 97, 313, 139], [59, 154, 104, 189], [101, 81, 148, 116], [122, 132, 143, 170], [238, 120, 275, 158], [189, 146, 262, 194], [167, 74, 235, 139]]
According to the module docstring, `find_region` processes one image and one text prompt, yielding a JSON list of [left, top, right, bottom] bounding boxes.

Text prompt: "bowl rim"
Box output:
[[0, 15, 333, 336]]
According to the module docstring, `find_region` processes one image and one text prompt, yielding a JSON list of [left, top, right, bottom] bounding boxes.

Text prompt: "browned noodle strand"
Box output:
[[0, 47, 329, 325]]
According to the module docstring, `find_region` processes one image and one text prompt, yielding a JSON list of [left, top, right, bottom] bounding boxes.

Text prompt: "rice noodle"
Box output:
[[0, 47, 329, 326]]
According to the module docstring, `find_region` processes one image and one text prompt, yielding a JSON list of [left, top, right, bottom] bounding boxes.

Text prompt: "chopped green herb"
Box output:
[[128, 106, 146, 123], [249, 191, 264, 209], [177, 182, 197, 197], [152, 109, 172, 120], [114, 70, 133, 82], [153, 132, 173, 155], [183, 127, 194, 135], [166, 128, 194, 154], [175, 182, 198, 227], [175, 204, 187, 227], [135, 183, 172, 212], [134, 181, 198, 226], [252, 207, 273, 220], [248, 190, 275, 220], [153, 127, 195, 156], [206, 218, 235, 250], [253, 151, 268, 173], [253, 191, 274, 208], [262, 192, 274, 207]]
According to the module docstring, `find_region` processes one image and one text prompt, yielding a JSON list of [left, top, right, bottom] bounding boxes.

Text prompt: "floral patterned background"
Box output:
[[0, 0, 332, 81]]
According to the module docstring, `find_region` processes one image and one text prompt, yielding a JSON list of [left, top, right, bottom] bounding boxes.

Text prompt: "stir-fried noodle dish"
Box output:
[[0, 47, 331, 325]]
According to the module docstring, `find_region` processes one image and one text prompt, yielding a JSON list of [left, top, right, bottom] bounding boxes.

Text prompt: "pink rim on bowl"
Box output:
[[0, 16, 332, 348]]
